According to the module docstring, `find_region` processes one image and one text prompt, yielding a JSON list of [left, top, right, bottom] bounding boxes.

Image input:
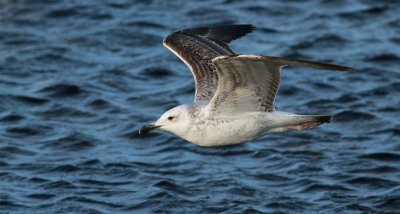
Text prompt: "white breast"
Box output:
[[187, 112, 271, 147]]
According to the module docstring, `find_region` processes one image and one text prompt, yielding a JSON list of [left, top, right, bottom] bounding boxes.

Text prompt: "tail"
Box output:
[[269, 114, 332, 133], [312, 115, 332, 123], [288, 114, 332, 131]]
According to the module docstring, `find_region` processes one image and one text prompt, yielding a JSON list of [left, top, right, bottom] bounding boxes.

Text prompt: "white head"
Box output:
[[139, 105, 191, 138]]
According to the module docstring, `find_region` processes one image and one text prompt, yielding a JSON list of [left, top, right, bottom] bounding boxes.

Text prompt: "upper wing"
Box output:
[[163, 25, 255, 102], [205, 55, 354, 115]]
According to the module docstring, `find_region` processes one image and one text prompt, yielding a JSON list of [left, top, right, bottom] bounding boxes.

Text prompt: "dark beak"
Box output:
[[139, 124, 160, 134]]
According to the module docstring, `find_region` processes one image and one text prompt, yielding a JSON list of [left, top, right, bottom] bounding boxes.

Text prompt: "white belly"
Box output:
[[186, 112, 272, 147]]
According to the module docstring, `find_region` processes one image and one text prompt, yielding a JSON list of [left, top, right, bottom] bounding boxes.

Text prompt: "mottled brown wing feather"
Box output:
[[163, 25, 255, 102], [206, 55, 354, 115]]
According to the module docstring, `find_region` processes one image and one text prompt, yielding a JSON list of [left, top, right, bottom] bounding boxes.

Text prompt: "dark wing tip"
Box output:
[[325, 64, 356, 72], [179, 24, 255, 44], [347, 67, 357, 72]]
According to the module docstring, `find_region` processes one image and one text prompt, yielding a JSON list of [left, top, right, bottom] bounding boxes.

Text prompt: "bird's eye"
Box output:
[[167, 116, 174, 121]]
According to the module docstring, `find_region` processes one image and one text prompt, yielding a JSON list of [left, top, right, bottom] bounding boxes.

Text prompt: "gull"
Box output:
[[139, 24, 353, 147]]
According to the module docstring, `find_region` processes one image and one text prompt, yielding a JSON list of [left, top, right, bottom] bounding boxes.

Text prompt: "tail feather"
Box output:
[[288, 114, 332, 131], [269, 114, 333, 133], [268, 112, 332, 133], [315, 115, 332, 123]]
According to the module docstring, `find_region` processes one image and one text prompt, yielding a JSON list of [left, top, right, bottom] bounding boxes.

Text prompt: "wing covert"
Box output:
[[163, 25, 255, 102], [205, 55, 354, 115]]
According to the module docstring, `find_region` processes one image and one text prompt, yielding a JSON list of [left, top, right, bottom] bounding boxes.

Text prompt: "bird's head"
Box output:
[[139, 105, 191, 137]]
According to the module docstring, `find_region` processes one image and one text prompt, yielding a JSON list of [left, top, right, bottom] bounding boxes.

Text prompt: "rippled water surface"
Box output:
[[1, 0, 400, 213]]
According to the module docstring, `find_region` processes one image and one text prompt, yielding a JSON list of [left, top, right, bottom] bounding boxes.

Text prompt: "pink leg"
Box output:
[[287, 121, 323, 131]]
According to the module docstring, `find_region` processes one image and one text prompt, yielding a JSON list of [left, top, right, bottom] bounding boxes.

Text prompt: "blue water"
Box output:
[[1, 0, 400, 213]]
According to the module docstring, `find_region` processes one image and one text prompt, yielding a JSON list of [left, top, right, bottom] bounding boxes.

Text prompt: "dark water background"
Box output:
[[1, 0, 400, 213]]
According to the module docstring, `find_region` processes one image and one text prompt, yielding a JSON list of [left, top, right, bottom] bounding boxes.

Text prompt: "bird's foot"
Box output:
[[287, 121, 322, 131]]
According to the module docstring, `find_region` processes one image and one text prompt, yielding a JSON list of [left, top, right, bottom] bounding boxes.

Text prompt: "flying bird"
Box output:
[[139, 24, 353, 147]]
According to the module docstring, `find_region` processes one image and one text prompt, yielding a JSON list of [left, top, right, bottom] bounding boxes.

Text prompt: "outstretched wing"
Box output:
[[205, 55, 354, 115], [163, 25, 255, 102]]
